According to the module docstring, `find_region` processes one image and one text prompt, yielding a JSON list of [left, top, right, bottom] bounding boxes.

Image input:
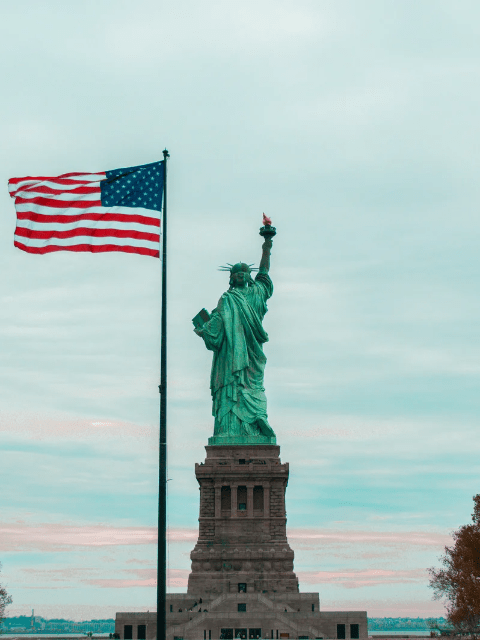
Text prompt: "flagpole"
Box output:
[[157, 148, 169, 640]]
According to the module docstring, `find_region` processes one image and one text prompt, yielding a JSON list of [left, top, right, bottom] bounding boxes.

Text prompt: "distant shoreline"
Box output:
[[0, 635, 434, 640], [0, 631, 113, 640], [369, 631, 435, 636]]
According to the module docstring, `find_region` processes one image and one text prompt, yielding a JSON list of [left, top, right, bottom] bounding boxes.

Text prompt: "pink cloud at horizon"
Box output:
[[88, 569, 189, 589], [297, 567, 427, 587], [16, 563, 429, 591], [0, 410, 153, 441], [16, 565, 188, 590], [82, 567, 428, 590], [0, 523, 200, 552], [0, 523, 156, 551], [1, 523, 451, 552], [289, 529, 451, 547]]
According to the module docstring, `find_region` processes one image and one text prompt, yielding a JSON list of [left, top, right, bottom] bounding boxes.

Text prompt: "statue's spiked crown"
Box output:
[[218, 262, 258, 274]]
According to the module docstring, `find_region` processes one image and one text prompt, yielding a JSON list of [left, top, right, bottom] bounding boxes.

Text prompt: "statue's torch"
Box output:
[[259, 213, 276, 238]]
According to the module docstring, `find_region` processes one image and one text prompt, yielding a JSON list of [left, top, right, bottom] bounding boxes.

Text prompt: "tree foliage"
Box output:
[[429, 495, 480, 637], [0, 563, 13, 632]]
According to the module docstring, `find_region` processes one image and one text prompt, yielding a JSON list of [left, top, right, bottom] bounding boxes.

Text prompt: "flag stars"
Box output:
[[101, 161, 163, 211]]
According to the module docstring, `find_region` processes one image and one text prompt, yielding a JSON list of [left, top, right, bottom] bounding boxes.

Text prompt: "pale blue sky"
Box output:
[[1, 0, 480, 621]]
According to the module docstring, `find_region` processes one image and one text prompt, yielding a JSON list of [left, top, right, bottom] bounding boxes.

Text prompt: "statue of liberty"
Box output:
[[193, 216, 277, 445]]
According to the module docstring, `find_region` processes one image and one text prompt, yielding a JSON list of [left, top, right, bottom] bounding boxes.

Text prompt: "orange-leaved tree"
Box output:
[[428, 495, 480, 638]]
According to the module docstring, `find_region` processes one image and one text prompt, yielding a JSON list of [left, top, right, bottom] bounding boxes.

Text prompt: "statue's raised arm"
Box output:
[[258, 213, 276, 274], [193, 215, 277, 446]]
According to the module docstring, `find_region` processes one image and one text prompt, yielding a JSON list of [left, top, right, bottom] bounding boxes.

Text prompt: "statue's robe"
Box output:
[[201, 272, 274, 438]]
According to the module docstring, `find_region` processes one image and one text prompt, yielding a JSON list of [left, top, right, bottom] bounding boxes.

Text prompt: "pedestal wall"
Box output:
[[187, 445, 299, 595]]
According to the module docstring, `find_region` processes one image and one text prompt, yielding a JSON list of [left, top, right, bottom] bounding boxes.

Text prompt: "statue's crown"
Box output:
[[218, 262, 258, 274]]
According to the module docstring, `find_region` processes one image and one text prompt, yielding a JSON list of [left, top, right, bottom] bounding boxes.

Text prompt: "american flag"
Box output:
[[8, 160, 164, 258]]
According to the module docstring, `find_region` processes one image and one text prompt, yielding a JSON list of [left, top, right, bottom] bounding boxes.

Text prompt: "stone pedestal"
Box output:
[[116, 444, 369, 640], [187, 445, 299, 596]]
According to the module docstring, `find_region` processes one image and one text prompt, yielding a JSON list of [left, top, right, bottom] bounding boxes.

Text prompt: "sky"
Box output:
[[1, 0, 480, 622]]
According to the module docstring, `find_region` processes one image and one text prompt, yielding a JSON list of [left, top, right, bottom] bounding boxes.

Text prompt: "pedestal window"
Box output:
[[221, 486, 231, 512], [237, 486, 247, 510], [253, 486, 264, 510]]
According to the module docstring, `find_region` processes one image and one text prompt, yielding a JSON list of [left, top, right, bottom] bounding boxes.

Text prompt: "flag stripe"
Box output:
[[15, 226, 160, 242], [8, 172, 105, 185], [16, 203, 160, 221], [14, 233, 159, 250], [20, 185, 100, 196], [19, 192, 101, 202], [14, 240, 159, 258], [9, 179, 105, 197], [16, 210, 160, 227], [15, 195, 102, 208], [16, 219, 159, 233]]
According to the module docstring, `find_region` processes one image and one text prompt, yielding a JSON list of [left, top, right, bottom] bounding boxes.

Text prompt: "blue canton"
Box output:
[[100, 160, 164, 212]]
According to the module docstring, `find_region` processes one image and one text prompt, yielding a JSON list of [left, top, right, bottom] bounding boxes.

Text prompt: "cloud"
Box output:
[[18, 564, 186, 590], [297, 567, 427, 588], [289, 529, 450, 547], [87, 579, 156, 589], [88, 569, 189, 589], [2, 521, 449, 553], [0, 410, 153, 441], [14, 555, 429, 592], [0, 523, 156, 552]]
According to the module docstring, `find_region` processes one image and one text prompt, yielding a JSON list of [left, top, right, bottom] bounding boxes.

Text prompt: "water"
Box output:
[[369, 632, 431, 637], [1, 635, 112, 639]]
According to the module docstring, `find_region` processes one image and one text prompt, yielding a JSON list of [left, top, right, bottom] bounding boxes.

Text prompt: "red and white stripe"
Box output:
[[8, 171, 161, 258]]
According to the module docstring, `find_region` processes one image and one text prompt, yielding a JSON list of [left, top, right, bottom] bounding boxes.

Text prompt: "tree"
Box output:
[[0, 563, 13, 633], [429, 495, 480, 638], [426, 618, 455, 637]]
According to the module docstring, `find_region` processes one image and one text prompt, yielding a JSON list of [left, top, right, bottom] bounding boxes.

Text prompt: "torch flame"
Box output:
[[262, 213, 272, 226]]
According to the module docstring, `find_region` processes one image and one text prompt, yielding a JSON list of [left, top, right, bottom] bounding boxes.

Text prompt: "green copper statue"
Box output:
[[194, 216, 277, 445]]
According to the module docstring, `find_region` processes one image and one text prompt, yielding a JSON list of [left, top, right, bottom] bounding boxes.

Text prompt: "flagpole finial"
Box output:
[[163, 149, 170, 159]]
